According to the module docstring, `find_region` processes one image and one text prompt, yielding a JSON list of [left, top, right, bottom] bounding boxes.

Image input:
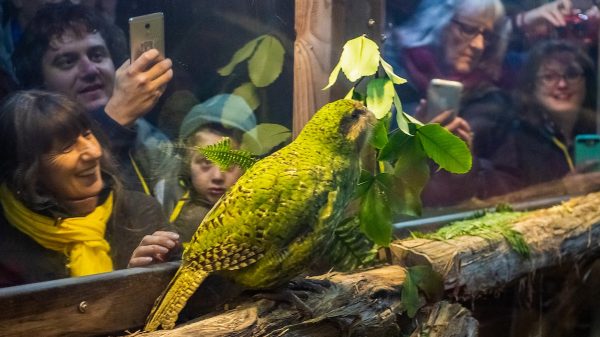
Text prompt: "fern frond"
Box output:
[[196, 137, 258, 171], [412, 210, 530, 257]]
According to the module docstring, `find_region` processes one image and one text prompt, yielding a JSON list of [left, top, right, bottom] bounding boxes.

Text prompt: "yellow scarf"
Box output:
[[0, 184, 114, 277]]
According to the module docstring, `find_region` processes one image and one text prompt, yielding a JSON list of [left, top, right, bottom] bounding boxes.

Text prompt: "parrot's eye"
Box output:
[[351, 109, 364, 119]]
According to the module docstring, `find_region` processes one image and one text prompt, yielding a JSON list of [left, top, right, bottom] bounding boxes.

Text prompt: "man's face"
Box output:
[[42, 30, 115, 112]]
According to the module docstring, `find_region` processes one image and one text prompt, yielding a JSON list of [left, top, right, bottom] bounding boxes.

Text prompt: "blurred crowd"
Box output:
[[0, 2, 597, 322]]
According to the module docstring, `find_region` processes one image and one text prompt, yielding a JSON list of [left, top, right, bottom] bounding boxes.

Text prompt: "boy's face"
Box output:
[[189, 130, 243, 205], [41, 30, 115, 113]]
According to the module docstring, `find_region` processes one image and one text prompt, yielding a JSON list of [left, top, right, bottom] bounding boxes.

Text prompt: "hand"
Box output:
[[522, 0, 572, 27], [105, 49, 173, 126], [435, 112, 473, 149], [416, 99, 473, 149], [128, 231, 180, 267], [562, 171, 600, 195]]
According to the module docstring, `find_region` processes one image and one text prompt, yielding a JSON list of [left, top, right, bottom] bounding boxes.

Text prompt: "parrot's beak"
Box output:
[[347, 107, 374, 151]]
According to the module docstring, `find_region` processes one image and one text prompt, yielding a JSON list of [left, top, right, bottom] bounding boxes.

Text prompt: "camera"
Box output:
[[557, 12, 598, 46]]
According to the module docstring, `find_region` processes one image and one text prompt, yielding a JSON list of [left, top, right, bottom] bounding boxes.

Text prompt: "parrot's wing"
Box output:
[[183, 158, 335, 272]]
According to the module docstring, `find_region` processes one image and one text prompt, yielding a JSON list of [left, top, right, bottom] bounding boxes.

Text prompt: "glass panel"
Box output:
[[384, 0, 600, 218], [0, 0, 294, 288]]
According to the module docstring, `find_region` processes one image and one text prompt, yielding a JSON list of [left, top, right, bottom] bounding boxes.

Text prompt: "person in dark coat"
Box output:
[[491, 39, 600, 196], [0, 90, 180, 288]]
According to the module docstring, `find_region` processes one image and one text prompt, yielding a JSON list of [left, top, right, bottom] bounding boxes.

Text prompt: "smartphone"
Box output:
[[574, 134, 600, 171], [425, 79, 463, 121], [129, 12, 165, 62]]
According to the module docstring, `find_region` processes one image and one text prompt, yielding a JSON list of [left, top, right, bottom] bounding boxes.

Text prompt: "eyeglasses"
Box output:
[[536, 71, 584, 87], [451, 19, 494, 45]]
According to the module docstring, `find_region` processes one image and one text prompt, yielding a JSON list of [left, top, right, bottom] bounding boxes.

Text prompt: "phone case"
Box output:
[[425, 79, 463, 121], [574, 134, 600, 170], [129, 12, 165, 62]]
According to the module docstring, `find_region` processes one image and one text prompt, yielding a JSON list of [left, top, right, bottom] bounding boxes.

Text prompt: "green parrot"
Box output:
[[144, 99, 374, 331]]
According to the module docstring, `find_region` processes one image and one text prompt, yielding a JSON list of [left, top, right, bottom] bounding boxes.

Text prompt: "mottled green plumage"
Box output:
[[144, 99, 374, 331]]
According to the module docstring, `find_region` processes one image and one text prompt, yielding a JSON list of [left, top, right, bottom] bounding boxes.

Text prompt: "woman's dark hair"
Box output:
[[0, 90, 117, 208], [12, 1, 127, 89], [515, 39, 596, 125]]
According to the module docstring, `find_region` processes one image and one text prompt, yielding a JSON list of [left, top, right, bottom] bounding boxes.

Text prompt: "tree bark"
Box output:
[[388, 191, 600, 298], [137, 266, 476, 337]]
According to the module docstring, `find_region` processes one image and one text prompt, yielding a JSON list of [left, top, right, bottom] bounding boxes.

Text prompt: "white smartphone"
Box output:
[[425, 79, 463, 121], [129, 12, 165, 62]]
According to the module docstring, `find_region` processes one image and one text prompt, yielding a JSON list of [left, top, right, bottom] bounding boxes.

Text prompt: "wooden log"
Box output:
[[138, 265, 476, 337], [0, 262, 178, 337], [389, 191, 600, 298]]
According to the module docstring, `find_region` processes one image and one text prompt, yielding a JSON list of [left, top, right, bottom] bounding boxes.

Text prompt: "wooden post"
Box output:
[[292, 0, 384, 137]]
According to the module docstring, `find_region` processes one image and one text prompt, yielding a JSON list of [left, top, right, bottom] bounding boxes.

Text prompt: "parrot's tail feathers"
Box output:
[[144, 266, 207, 331]]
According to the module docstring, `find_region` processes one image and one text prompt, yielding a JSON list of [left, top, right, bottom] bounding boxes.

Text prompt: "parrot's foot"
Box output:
[[253, 289, 315, 317], [253, 279, 333, 318], [288, 278, 332, 294]]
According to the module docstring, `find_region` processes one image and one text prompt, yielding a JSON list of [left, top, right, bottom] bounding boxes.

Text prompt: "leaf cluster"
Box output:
[[325, 35, 473, 247], [215, 34, 292, 156], [412, 210, 530, 257], [218, 35, 285, 109]]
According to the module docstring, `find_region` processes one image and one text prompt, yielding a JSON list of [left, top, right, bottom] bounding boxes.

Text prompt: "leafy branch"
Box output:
[[324, 35, 473, 247]]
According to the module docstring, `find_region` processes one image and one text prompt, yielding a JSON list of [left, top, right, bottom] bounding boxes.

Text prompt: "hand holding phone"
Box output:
[[129, 12, 165, 62], [424, 79, 463, 122]]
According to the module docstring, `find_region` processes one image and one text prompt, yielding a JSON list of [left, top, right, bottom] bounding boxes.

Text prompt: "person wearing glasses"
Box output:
[[490, 39, 600, 195], [385, 0, 519, 206]]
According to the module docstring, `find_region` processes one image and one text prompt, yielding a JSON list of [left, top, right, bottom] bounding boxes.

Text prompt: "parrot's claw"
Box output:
[[252, 288, 315, 318], [288, 278, 333, 294]]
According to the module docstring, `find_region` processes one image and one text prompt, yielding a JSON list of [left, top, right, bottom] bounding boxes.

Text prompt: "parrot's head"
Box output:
[[300, 99, 375, 154]]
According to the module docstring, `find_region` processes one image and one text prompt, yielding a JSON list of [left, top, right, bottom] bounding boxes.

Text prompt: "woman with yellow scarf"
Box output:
[[0, 91, 180, 287]]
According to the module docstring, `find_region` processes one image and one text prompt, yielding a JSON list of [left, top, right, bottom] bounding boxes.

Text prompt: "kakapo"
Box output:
[[145, 99, 374, 331]]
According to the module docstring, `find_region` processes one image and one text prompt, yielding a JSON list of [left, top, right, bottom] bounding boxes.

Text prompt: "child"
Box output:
[[169, 94, 256, 242]]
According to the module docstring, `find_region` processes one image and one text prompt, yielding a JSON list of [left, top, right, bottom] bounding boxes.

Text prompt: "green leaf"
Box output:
[[401, 268, 420, 318], [366, 78, 394, 119], [390, 138, 430, 217], [359, 178, 392, 246], [393, 89, 410, 135], [248, 35, 285, 87], [340, 35, 380, 82], [379, 57, 407, 84], [232, 82, 260, 110], [378, 129, 411, 162], [324, 60, 342, 90], [218, 36, 264, 76], [354, 170, 374, 199], [197, 137, 257, 170], [417, 124, 472, 174], [404, 112, 424, 126], [369, 117, 389, 150], [344, 87, 355, 99], [241, 123, 291, 156], [407, 265, 444, 301]]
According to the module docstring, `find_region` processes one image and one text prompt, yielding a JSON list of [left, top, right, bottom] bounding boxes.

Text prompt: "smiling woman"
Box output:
[[0, 90, 181, 287], [489, 39, 598, 191]]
